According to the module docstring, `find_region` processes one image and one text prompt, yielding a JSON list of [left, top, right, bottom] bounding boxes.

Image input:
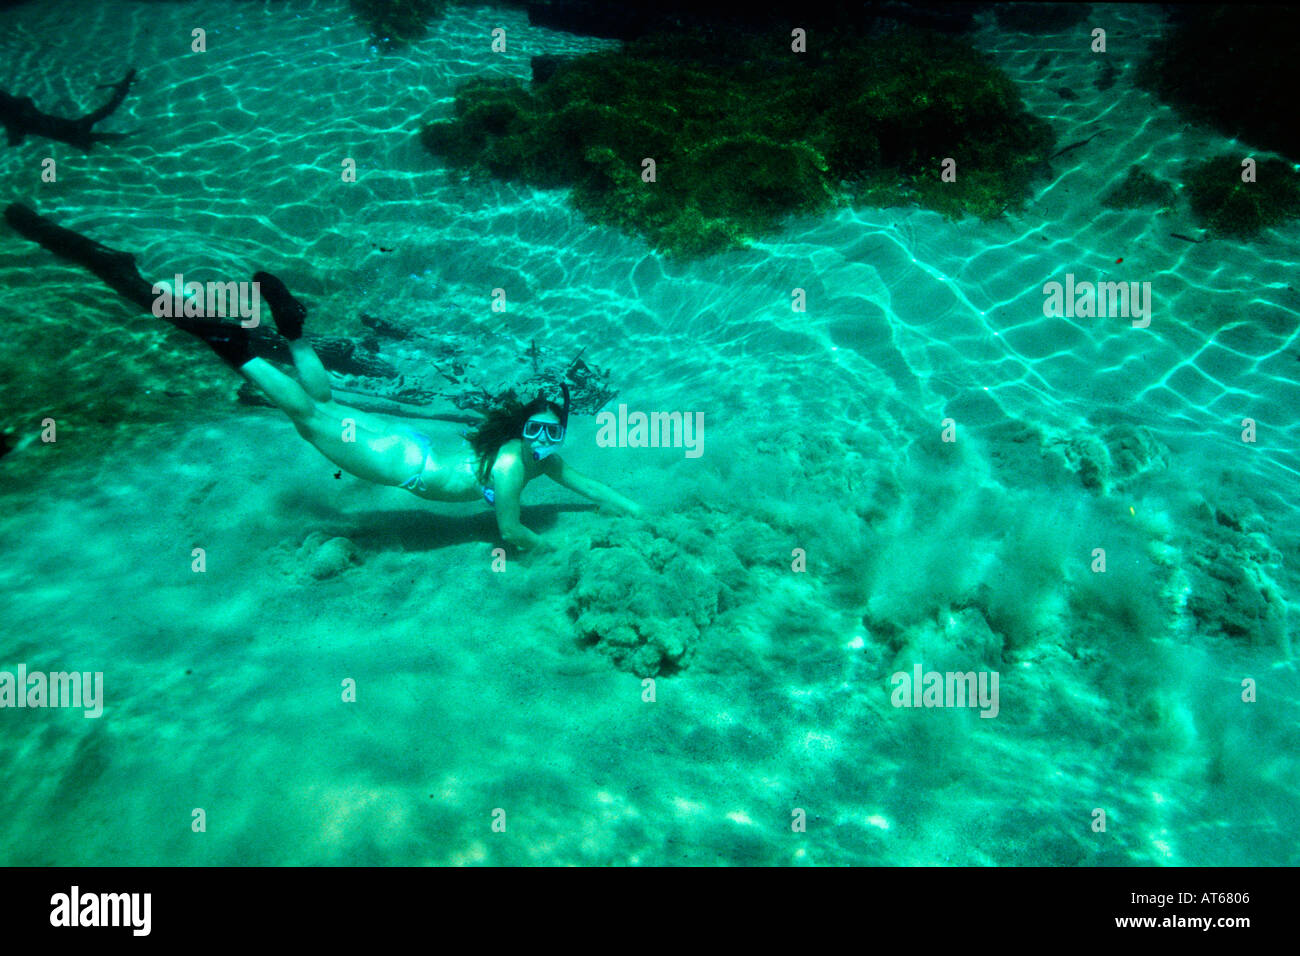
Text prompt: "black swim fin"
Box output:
[[253, 271, 306, 341]]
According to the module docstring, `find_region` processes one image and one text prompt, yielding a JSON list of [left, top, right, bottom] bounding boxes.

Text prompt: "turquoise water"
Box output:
[[0, 1, 1296, 866]]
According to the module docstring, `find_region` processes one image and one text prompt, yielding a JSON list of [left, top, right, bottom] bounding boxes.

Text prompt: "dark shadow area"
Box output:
[[340, 502, 597, 552], [1137, 4, 1300, 163]]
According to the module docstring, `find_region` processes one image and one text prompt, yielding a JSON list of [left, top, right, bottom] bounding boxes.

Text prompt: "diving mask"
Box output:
[[522, 419, 565, 443], [525, 384, 571, 461]]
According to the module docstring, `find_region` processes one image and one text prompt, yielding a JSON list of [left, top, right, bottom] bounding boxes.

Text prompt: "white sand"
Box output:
[[0, 1, 1296, 865]]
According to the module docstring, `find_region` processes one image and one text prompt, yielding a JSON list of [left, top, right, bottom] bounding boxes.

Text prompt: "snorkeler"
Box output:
[[189, 272, 641, 552], [0, 203, 636, 549]]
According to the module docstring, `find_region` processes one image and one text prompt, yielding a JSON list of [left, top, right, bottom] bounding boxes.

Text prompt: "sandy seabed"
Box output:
[[0, 1, 1296, 865]]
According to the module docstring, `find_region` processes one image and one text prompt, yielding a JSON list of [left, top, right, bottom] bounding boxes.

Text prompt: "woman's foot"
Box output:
[[253, 271, 306, 340]]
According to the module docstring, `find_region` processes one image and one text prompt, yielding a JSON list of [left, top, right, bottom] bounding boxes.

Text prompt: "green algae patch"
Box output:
[[1183, 155, 1300, 238], [1101, 165, 1177, 210], [350, 0, 449, 49], [420, 26, 1054, 257]]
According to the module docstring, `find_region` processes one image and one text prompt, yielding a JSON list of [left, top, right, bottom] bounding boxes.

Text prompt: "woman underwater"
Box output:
[[188, 272, 641, 552]]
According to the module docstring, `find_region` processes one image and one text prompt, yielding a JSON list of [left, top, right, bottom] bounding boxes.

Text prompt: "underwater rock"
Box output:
[[1182, 155, 1300, 239], [530, 55, 565, 86], [565, 515, 744, 676], [878, 604, 1005, 676], [1105, 424, 1169, 485], [524, 0, 980, 41], [1014, 419, 1289, 652], [1046, 422, 1169, 495], [348, 0, 449, 49], [1182, 502, 1287, 647], [290, 532, 361, 582], [943, 605, 1005, 668], [1101, 165, 1177, 210], [421, 25, 1053, 256]]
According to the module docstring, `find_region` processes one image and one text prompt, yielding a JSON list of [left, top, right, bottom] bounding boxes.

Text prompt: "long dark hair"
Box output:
[[466, 385, 569, 484]]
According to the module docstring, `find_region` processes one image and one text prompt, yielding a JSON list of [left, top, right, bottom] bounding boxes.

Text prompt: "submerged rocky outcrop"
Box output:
[[1182, 155, 1300, 239], [349, 0, 450, 49], [421, 25, 1054, 257], [564, 511, 752, 676]]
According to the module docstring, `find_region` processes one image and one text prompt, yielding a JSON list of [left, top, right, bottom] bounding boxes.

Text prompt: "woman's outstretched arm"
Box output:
[[542, 455, 642, 516]]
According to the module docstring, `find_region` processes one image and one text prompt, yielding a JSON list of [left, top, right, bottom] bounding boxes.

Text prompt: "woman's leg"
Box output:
[[283, 338, 401, 434], [253, 270, 334, 402], [238, 357, 420, 486], [254, 270, 463, 433], [239, 357, 315, 421], [287, 338, 333, 403], [212, 272, 421, 485]]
